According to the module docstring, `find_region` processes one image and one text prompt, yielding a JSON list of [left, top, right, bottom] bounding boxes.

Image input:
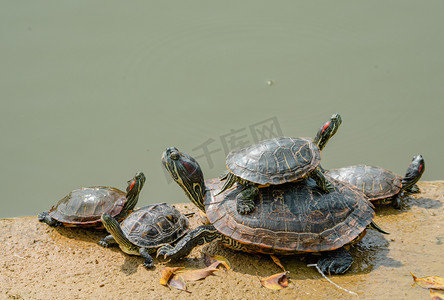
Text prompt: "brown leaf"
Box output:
[[169, 275, 190, 293], [270, 255, 286, 272], [430, 289, 444, 300], [203, 255, 231, 270], [160, 267, 185, 286], [411, 273, 444, 290], [177, 265, 219, 281], [260, 271, 289, 290]]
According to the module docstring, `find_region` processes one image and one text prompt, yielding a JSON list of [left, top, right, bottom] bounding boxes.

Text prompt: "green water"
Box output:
[[1, 1, 442, 218]]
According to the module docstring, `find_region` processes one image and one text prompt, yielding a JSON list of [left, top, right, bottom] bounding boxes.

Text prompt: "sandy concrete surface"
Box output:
[[1, 181, 443, 299]]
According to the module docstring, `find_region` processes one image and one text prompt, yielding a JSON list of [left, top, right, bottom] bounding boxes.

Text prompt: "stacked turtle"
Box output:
[[159, 145, 386, 275], [216, 113, 342, 214], [158, 114, 393, 274]]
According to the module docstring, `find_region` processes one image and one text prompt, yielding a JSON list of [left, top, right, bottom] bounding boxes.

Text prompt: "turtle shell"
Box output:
[[49, 186, 127, 226], [120, 203, 190, 248], [226, 137, 321, 185], [204, 177, 374, 253], [326, 165, 402, 201]]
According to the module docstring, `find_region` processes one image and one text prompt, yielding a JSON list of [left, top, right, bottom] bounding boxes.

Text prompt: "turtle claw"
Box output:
[[143, 261, 154, 269], [139, 248, 154, 269], [393, 197, 402, 209], [98, 239, 110, 248], [407, 184, 420, 193], [157, 245, 175, 259], [236, 185, 258, 214], [37, 212, 46, 222], [392, 196, 402, 210], [237, 198, 255, 214], [38, 211, 62, 227], [219, 170, 229, 181], [317, 248, 353, 275], [325, 182, 335, 193]]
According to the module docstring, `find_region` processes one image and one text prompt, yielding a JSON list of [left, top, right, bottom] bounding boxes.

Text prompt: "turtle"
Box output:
[[99, 203, 190, 268], [217, 113, 342, 214], [38, 172, 146, 228], [325, 155, 425, 209], [158, 147, 386, 274]]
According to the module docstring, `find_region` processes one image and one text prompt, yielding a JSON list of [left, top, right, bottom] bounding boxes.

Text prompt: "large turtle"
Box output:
[[99, 203, 190, 268], [158, 148, 386, 274], [326, 155, 425, 208], [217, 114, 342, 214], [38, 172, 146, 228]]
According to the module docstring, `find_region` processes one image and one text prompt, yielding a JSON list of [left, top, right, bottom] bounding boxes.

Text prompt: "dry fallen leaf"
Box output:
[[411, 273, 444, 290], [260, 271, 289, 290], [177, 265, 219, 281], [169, 275, 190, 293], [430, 289, 444, 300], [270, 255, 286, 271], [160, 267, 185, 286], [203, 255, 231, 270]]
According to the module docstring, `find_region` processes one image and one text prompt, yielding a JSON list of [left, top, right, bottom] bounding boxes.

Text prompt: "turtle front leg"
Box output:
[[310, 168, 334, 193], [236, 184, 259, 214], [317, 247, 353, 274], [392, 194, 403, 209], [406, 184, 420, 194], [38, 211, 62, 227], [219, 170, 229, 181], [140, 248, 155, 269], [98, 235, 117, 248], [157, 225, 222, 260]]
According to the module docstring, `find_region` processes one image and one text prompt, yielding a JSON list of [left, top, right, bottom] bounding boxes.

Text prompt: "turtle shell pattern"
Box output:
[[120, 203, 190, 248], [226, 137, 321, 186], [327, 165, 402, 200], [49, 187, 126, 226], [204, 177, 374, 254]]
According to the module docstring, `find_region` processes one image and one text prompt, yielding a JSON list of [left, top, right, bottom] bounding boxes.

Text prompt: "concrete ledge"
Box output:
[[1, 181, 443, 299]]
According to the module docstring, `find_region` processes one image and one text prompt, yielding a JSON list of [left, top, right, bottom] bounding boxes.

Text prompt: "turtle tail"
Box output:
[[367, 221, 389, 234]]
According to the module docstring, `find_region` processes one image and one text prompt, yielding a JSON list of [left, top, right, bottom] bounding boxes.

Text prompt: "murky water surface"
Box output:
[[0, 2, 443, 218]]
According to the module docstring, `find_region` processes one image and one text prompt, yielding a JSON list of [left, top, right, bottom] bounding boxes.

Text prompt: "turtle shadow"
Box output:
[[405, 195, 442, 210], [374, 195, 442, 217], [36, 217, 108, 244], [121, 256, 143, 275], [48, 225, 108, 244], [279, 231, 400, 280], [120, 253, 169, 275], [159, 230, 398, 279], [95, 245, 151, 275]]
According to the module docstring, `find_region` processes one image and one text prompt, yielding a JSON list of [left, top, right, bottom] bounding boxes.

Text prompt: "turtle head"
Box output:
[[101, 212, 114, 224], [402, 155, 425, 190], [313, 113, 342, 151], [126, 171, 146, 195], [162, 147, 206, 212], [101, 213, 136, 253], [116, 171, 146, 220]]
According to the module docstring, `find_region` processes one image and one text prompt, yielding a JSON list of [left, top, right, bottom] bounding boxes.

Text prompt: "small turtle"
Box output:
[[38, 172, 146, 228], [217, 114, 342, 214], [99, 203, 190, 268], [158, 148, 386, 274], [326, 155, 425, 208]]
